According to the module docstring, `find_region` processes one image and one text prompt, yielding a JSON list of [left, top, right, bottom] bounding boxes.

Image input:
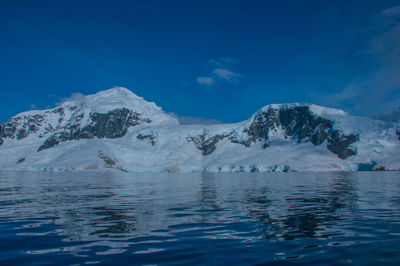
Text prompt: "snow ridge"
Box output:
[[0, 87, 399, 172]]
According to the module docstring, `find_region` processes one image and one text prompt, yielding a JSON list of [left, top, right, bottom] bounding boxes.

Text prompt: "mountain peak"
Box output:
[[1, 87, 399, 172], [94, 86, 140, 98], [60, 87, 164, 116]]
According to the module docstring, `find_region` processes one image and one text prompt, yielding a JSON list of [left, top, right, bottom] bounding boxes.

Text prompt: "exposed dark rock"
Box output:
[[250, 166, 259, 172], [142, 118, 152, 123], [1, 106, 152, 151], [245, 106, 357, 159], [186, 133, 229, 156], [98, 150, 127, 172], [280, 108, 333, 144], [116, 166, 128, 173], [186, 106, 358, 159], [2, 102, 361, 161], [16, 128, 28, 140], [38, 108, 151, 151], [1, 121, 17, 138], [327, 131, 357, 159], [244, 108, 280, 145], [185, 106, 358, 159], [0, 123, 5, 145], [98, 151, 116, 166], [38, 135, 60, 152], [39, 124, 54, 138], [16, 157, 26, 164], [84, 109, 143, 138], [1, 113, 46, 141], [187, 129, 257, 155], [137, 134, 156, 146], [396, 129, 400, 141], [227, 135, 253, 147], [241, 106, 334, 147]]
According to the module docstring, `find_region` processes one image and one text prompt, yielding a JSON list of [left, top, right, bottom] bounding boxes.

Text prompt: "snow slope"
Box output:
[[0, 87, 399, 172]]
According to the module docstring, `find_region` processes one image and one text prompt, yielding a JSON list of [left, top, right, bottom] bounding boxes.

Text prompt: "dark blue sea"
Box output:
[[1, 171, 400, 265]]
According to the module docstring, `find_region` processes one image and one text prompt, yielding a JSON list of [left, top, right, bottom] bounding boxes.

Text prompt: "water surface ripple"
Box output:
[[1, 171, 400, 265]]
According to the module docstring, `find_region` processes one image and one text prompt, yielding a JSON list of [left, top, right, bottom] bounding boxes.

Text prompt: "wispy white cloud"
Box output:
[[316, 4, 400, 116], [212, 68, 242, 83], [56, 92, 86, 106], [196, 57, 243, 86], [196, 76, 216, 86]]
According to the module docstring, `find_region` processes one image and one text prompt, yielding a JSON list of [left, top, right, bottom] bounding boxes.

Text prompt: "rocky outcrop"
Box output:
[[244, 108, 280, 146], [1, 104, 153, 152], [5, 88, 395, 172], [245, 106, 335, 145], [186, 133, 229, 156], [327, 131, 357, 159], [243, 106, 357, 159], [98, 150, 116, 166], [16, 157, 26, 164], [186, 130, 253, 155], [2, 102, 359, 160], [137, 134, 156, 146], [0, 106, 76, 142], [38, 108, 151, 151], [186, 106, 358, 159], [0, 114, 45, 141], [84, 109, 151, 138], [98, 150, 128, 172]]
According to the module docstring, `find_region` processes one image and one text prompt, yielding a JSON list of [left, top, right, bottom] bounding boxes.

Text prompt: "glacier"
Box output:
[[0, 87, 399, 173]]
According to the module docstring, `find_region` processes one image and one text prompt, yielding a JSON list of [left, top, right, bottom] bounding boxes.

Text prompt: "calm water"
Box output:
[[1, 172, 400, 265]]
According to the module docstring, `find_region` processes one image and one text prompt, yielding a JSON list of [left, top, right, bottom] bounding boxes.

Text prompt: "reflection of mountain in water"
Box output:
[[0, 171, 400, 261], [244, 172, 358, 240]]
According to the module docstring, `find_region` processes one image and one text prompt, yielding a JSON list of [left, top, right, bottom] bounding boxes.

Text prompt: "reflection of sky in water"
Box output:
[[1, 171, 400, 264]]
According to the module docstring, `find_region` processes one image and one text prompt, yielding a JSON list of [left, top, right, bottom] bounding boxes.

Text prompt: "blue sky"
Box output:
[[1, 0, 400, 123]]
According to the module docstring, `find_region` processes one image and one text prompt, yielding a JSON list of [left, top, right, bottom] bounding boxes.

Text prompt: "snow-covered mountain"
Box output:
[[1, 87, 399, 172]]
